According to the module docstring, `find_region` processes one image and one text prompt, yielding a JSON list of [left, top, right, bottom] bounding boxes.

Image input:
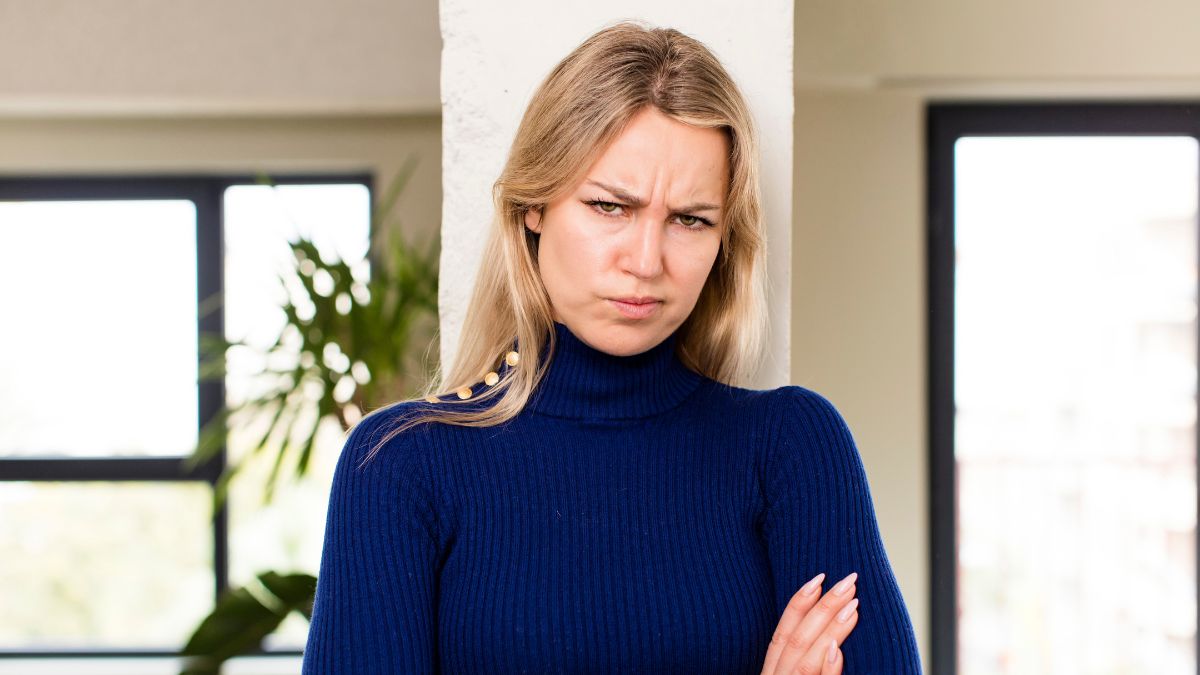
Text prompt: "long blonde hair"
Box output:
[[361, 19, 769, 463]]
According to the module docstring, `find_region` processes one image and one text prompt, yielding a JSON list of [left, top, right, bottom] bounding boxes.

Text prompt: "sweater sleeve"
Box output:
[[762, 386, 923, 673], [302, 407, 441, 674]]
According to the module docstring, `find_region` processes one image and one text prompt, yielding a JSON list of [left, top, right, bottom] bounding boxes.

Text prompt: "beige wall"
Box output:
[[793, 2, 1200, 671], [0, 114, 443, 247], [0, 0, 441, 115], [792, 88, 928, 665]]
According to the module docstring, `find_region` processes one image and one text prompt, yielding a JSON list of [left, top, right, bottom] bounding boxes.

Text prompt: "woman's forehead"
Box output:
[[590, 114, 726, 181]]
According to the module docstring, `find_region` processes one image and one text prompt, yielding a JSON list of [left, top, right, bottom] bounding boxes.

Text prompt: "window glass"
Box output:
[[222, 183, 370, 648], [955, 137, 1198, 673], [0, 200, 199, 458], [0, 482, 214, 648]]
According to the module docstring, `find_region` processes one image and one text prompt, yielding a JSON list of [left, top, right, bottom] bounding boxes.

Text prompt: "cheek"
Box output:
[[672, 237, 721, 288], [537, 219, 610, 288], [555, 215, 610, 260]]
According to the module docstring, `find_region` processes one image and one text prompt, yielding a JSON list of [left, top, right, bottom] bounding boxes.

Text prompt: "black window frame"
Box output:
[[927, 101, 1200, 674], [0, 171, 374, 659]]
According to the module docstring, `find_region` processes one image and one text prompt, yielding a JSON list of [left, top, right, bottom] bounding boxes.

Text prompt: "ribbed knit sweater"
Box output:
[[302, 320, 922, 673]]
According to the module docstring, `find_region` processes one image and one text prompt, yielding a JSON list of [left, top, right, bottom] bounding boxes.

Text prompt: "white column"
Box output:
[[440, 2, 793, 387]]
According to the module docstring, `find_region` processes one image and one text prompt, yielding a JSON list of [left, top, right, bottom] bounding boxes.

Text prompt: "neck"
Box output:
[[522, 320, 703, 420]]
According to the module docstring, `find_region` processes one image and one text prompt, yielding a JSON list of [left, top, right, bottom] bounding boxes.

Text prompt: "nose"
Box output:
[[621, 212, 665, 279]]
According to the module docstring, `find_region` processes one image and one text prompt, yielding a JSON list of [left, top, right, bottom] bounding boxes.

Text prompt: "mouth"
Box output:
[[608, 297, 662, 319]]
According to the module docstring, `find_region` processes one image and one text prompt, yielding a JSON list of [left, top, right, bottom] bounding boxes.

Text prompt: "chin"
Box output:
[[609, 325, 672, 355]]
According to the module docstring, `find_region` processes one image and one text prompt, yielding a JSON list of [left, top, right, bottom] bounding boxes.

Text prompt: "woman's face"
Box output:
[[524, 105, 730, 357]]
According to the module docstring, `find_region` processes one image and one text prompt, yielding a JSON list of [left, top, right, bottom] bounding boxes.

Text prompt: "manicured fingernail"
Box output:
[[838, 597, 859, 622], [801, 573, 826, 596], [833, 572, 858, 596], [827, 637, 838, 663]]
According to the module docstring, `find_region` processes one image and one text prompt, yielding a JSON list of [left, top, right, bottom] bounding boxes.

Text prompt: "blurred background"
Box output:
[[3, 1, 1200, 674]]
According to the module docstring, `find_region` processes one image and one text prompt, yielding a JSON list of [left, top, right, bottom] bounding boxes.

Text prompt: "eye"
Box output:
[[583, 198, 717, 230], [584, 199, 624, 216], [676, 213, 718, 230]]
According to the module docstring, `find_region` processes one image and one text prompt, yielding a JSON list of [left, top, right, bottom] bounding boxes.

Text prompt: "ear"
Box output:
[[524, 206, 543, 234]]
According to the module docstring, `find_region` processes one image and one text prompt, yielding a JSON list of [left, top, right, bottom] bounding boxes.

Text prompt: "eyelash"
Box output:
[[583, 198, 717, 230]]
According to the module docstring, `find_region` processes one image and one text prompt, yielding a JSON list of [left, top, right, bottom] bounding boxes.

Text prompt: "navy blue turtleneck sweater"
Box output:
[[302, 321, 922, 673]]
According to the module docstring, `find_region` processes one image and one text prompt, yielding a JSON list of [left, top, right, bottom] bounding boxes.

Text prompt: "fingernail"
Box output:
[[838, 597, 859, 622], [827, 637, 838, 663], [833, 572, 858, 596], [801, 573, 826, 596]]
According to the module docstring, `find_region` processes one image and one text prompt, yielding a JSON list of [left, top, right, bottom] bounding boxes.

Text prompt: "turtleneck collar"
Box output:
[[522, 320, 704, 420]]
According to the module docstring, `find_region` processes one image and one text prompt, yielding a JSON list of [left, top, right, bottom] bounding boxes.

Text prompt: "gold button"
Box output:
[[456, 386, 473, 399], [505, 350, 520, 366], [424, 394, 439, 403], [484, 371, 499, 385]]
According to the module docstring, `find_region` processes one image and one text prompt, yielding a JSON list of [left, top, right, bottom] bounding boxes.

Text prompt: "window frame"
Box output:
[[0, 171, 374, 659], [927, 101, 1200, 675]]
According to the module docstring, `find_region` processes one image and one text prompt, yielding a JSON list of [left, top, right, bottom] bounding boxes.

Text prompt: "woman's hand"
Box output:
[[760, 572, 860, 675]]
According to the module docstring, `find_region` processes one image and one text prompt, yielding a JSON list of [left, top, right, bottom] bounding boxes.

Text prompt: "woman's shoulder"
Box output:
[[769, 384, 849, 425], [764, 384, 865, 472], [768, 384, 857, 445], [703, 380, 847, 425], [334, 401, 440, 477], [325, 401, 447, 546]]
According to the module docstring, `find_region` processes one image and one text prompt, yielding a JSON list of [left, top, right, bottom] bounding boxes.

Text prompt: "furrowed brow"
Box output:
[[585, 179, 721, 213]]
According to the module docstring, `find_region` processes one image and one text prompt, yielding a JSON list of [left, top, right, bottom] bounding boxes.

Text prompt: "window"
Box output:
[[0, 174, 372, 657], [929, 103, 1199, 674]]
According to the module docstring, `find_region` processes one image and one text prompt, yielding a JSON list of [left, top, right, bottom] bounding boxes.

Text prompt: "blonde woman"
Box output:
[[303, 20, 921, 674]]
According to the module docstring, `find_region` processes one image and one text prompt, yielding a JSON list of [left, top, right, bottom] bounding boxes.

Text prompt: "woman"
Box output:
[[303, 20, 922, 674]]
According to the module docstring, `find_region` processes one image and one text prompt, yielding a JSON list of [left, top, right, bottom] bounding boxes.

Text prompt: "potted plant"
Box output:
[[178, 158, 440, 674]]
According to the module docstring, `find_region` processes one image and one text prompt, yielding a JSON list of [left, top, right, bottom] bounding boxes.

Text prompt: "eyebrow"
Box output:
[[585, 179, 721, 213]]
